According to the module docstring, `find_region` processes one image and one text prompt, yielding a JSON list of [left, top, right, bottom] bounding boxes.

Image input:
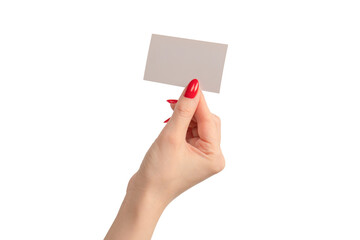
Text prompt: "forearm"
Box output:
[[105, 186, 167, 240]]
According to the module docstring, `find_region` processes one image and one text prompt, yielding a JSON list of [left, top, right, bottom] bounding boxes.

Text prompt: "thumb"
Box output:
[[166, 79, 200, 139]]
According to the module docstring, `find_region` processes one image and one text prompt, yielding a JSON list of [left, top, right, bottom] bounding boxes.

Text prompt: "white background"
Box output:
[[0, 0, 359, 239]]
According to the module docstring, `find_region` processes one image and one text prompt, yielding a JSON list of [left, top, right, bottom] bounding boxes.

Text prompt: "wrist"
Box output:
[[105, 176, 168, 240], [124, 186, 168, 216], [126, 173, 173, 209]]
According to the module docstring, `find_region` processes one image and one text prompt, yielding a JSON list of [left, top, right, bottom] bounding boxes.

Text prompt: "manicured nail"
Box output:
[[164, 117, 170, 123], [167, 99, 178, 104], [184, 79, 199, 98]]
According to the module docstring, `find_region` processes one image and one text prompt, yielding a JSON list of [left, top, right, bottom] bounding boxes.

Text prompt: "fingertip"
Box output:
[[184, 79, 199, 99], [166, 99, 178, 104]]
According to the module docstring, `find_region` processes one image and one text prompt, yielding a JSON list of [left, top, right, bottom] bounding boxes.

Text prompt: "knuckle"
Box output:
[[210, 154, 225, 174], [213, 114, 221, 126], [175, 104, 193, 119]]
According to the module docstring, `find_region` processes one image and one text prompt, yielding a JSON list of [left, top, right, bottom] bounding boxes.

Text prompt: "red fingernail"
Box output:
[[184, 79, 199, 98], [164, 117, 170, 123], [167, 99, 178, 104]]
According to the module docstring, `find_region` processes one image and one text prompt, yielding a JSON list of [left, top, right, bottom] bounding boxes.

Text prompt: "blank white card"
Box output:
[[144, 34, 228, 93]]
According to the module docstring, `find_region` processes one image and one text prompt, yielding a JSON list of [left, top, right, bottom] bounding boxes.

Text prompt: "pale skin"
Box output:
[[105, 80, 225, 240]]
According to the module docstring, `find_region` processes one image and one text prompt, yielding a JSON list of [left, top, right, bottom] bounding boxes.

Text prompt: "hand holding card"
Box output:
[[105, 36, 227, 240]]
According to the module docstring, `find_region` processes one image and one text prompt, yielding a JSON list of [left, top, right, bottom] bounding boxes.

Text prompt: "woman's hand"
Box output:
[[105, 79, 225, 240], [129, 78, 225, 205]]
